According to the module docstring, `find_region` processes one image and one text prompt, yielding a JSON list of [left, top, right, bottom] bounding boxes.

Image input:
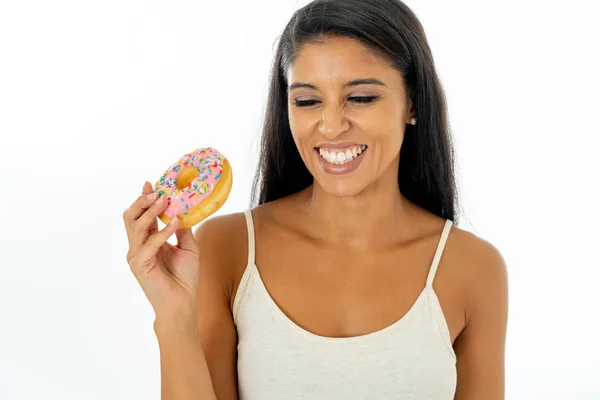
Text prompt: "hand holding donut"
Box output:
[[123, 147, 233, 323], [123, 181, 201, 323]]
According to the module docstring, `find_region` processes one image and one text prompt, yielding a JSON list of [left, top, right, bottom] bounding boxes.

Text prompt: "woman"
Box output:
[[123, 0, 508, 398]]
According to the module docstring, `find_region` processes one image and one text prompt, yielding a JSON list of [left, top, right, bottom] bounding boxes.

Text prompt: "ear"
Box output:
[[406, 98, 416, 122]]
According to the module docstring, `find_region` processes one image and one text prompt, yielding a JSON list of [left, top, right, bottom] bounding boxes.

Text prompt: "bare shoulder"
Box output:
[[191, 196, 299, 306], [193, 211, 250, 308], [448, 226, 508, 325], [448, 226, 508, 313], [446, 225, 508, 398]]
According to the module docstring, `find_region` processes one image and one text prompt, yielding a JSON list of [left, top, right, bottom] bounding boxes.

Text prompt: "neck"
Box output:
[[299, 164, 413, 251]]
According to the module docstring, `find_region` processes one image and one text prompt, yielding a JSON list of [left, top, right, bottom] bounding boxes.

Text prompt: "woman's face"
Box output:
[[287, 36, 414, 197]]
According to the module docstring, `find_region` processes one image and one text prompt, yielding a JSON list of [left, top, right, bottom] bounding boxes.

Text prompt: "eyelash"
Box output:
[[294, 96, 380, 108]]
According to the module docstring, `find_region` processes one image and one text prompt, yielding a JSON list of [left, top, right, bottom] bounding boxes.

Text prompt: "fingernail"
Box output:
[[169, 218, 178, 226], [146, 192, 157, 200]]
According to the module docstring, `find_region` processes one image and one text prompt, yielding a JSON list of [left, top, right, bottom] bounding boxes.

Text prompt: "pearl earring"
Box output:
[[409, 117, 417, 125]]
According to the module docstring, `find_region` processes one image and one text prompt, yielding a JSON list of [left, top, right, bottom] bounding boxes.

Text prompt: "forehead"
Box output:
[[287, 36, 399, 87]]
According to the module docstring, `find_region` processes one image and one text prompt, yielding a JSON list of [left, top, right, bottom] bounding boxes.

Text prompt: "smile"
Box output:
[[316, 145, 367, 165]]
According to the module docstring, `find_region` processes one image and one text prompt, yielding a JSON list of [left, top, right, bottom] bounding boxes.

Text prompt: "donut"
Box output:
[[153, 147, 233, 229]]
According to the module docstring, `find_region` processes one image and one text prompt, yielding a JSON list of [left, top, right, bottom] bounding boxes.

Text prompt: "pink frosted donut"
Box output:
[[153, 147, 233, 228]]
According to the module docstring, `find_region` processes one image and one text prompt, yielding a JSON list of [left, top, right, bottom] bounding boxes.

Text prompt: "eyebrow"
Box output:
[[289, 78, 386, 91]]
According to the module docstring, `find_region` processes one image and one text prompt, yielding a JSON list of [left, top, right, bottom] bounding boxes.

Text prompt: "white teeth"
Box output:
[[318, 145, 366, 165], [327, 151, 335, 164]]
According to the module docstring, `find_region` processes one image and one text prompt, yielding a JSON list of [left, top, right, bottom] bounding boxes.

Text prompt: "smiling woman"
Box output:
[[126, 0, 508, 399], [252, 1, 458, 215], [283, 35, 420, 197]]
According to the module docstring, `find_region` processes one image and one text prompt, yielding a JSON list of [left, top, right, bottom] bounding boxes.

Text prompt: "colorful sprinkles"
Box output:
[[154, 147, 226, 218]]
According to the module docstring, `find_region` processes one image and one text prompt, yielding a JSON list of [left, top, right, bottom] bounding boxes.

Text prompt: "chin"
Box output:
[[316, 177, 367, 198]]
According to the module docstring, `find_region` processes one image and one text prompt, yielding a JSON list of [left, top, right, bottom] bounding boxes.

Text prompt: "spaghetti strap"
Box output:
[[233, 209, 257, 323], [244, 209, 256, 266], [425, 219, 453, 288]]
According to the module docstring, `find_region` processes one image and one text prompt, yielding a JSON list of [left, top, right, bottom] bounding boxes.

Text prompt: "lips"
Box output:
[[316, 145, 367, 164], [314, 145, 367, 175]]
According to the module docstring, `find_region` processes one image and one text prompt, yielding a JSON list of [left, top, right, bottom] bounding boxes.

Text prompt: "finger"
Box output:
[[141, 181, 160, 236], [123, 195, 159, 247], [130, 195, 170, 252], [136, 217, 180, 263], [175, 226, 197, 253], [123, 182, 158, 235], [132, 183, 159, 221], [142, 181, 153, 195]]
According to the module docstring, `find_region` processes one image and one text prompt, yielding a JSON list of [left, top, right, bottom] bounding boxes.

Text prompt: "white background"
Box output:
[[1, 0, 599, 399]]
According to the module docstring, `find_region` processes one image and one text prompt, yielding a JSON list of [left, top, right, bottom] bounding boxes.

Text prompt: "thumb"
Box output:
[[175, 226, 197, 253]]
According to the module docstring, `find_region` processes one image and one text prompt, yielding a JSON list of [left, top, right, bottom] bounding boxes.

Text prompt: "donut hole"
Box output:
[[176, 166, 199, 190]]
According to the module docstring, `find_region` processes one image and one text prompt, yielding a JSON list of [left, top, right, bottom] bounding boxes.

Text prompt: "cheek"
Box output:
[[375, 105, 405, 144], [361, 113, 404, 146], [287, 113, 312, 160], [288, 109, 313, 143], [363, 123, 405, 167], [379, 127, 405, 158]]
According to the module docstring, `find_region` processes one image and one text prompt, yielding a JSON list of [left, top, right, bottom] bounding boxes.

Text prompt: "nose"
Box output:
[[318, 103, 350, 139]]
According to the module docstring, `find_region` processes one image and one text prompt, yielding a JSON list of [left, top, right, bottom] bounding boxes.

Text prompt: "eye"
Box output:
[[348, 96, 380, 104], [294, 99, 319, 108], [293, 96, 380, 108]]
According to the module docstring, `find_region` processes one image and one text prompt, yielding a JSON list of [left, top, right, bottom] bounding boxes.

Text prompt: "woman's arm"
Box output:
[[154, 215, 241, 400], [193, 215, 242, 400], [453, 241, 509, 400], [154, 313, 218, 400]]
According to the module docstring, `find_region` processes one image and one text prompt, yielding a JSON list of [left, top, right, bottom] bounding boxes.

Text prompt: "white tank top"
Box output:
[[233, 209, 457, 400]]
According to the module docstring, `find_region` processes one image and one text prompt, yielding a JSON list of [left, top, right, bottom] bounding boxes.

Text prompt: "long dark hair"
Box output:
[[251, 0, 459, 223]]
